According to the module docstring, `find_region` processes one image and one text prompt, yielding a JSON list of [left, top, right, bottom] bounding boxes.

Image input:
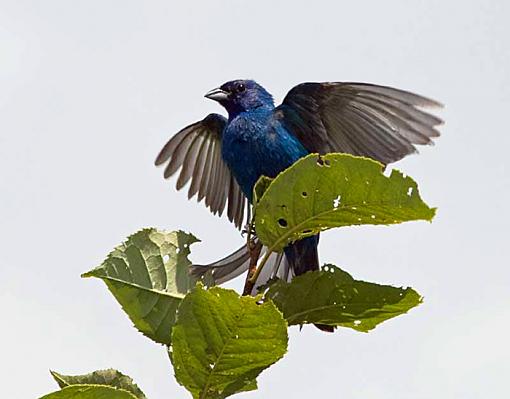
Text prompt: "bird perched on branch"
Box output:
[[156, 79, 442, 291]]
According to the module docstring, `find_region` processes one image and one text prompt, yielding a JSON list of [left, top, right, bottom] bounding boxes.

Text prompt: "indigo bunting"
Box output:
[[156, 80, 442, 288]]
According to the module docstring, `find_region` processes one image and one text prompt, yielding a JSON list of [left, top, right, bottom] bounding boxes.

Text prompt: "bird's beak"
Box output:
[[204, 87, 229, 102]]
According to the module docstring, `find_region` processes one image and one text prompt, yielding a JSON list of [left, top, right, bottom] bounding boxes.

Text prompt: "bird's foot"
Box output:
[[241, 223, 256, 237]]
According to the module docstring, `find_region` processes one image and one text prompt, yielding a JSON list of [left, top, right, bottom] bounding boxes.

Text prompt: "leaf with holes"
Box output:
[[254, 153, 436, 251], [170, 285, 288, 399], [82, 228, 199, 345], [264, 265, 422, 332], [50, 369, 146, 399]]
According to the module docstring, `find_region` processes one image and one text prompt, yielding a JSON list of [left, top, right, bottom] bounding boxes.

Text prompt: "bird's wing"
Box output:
[[190, 238, 290, 292], [274, 82, 443, 164], [155, 113, 247, 229]]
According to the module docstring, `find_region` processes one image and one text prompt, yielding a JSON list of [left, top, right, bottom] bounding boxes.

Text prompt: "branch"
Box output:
[[242, 238, 262, 296]]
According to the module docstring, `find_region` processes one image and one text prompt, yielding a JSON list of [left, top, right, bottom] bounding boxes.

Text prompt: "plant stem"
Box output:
[[242, 239, 262, 296], [247, 249, 273, 287]]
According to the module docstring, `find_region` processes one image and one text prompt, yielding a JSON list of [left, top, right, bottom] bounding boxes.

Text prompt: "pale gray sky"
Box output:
[[1, 1, 509, 398]]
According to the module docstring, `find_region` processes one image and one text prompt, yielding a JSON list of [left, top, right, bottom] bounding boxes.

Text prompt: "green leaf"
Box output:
[[82, 228, 199, 345], [170, 285, 288, 399], [40, 385, 138, 399], [50, 369, 146, 399], [254, 153, 436, 251], [253, 175, 273, 203], [264, 265, 422, 332]]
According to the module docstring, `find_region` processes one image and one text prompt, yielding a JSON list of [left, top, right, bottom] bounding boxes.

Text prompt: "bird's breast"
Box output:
[[222, 113, 308, 201]]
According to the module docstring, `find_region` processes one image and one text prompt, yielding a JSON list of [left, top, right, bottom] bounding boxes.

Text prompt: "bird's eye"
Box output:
[[237, 84, 245, 93]]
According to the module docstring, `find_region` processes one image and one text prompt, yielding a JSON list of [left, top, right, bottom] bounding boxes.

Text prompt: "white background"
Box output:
[[1, 1, 509, 398]]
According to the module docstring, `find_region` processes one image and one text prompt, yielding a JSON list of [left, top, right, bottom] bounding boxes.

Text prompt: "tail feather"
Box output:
[[190, 243, 251, 284], [284, 235, 320, 276], [190, 239, 291, 291]]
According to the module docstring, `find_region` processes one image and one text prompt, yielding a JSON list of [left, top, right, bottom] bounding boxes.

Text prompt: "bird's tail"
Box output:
[[283, 234, 334, 333], [283, 235, 320, 276]]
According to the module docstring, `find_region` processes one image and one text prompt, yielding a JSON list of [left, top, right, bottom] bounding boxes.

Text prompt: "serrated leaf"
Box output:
[[82, 228, 199, 345], [254, 153, 436, 251], [264, 265, 422, 332], [39, 385, 138, 399], [50, 369, 146, 399], [170, 285, 288, 399]]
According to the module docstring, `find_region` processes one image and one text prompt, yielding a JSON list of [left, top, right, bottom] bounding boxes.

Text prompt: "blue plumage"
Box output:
[[208, 80, 320, 275], [222, 106, 309, 202], [157, 78, 442, 281]]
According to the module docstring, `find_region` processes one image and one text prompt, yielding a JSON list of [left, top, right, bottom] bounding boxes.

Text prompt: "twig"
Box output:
[[242, 238, 262, 296]]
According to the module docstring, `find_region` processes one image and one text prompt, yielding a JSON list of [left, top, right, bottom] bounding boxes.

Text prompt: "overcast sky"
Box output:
[[1, 1, 509, 398]]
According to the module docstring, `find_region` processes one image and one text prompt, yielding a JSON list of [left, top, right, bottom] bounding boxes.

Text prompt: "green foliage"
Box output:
[[82, 228, 198, 345], [37, 153, 438, 399], [254, 153, 435, 251], [50, 369, 146, 399], [170, 285, 288, 399], [40, 386, 137, 399], [264, 265, 422, 332], [40, 369, 145, 399]]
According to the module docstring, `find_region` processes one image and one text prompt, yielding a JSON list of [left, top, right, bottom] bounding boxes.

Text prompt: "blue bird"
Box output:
[[156, 79, 442, 290]]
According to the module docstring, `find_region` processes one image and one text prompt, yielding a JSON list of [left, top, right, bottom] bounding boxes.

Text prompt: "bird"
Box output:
[[155, 79, 442, 294]]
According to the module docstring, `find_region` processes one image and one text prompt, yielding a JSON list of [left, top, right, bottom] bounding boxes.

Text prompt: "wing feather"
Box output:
[[155, 113, 248, 229], [176, 132, 204, 190], [277, 82, 443, 164]]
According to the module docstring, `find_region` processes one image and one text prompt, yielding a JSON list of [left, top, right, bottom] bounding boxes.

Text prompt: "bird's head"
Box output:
[[204, 79, 274, 116]]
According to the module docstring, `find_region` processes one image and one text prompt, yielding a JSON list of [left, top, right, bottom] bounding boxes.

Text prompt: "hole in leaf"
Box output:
[[407, 187, 413, 196], [302, 191, 308, 198], [162, 255, 170, 263], [333, 195, 341, 209], [302, 229, 312, 234], [278, 218, 288, 228], [324, 159, 331, 166]]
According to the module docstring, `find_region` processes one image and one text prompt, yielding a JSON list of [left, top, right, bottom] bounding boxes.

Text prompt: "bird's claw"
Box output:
[[241, 223, 256, 237]]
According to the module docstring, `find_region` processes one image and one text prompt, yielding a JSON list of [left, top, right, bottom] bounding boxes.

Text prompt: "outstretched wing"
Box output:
[[190, 238, 290, 293], [155, 113, 247, 229], [274, 82, 443, 164]]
